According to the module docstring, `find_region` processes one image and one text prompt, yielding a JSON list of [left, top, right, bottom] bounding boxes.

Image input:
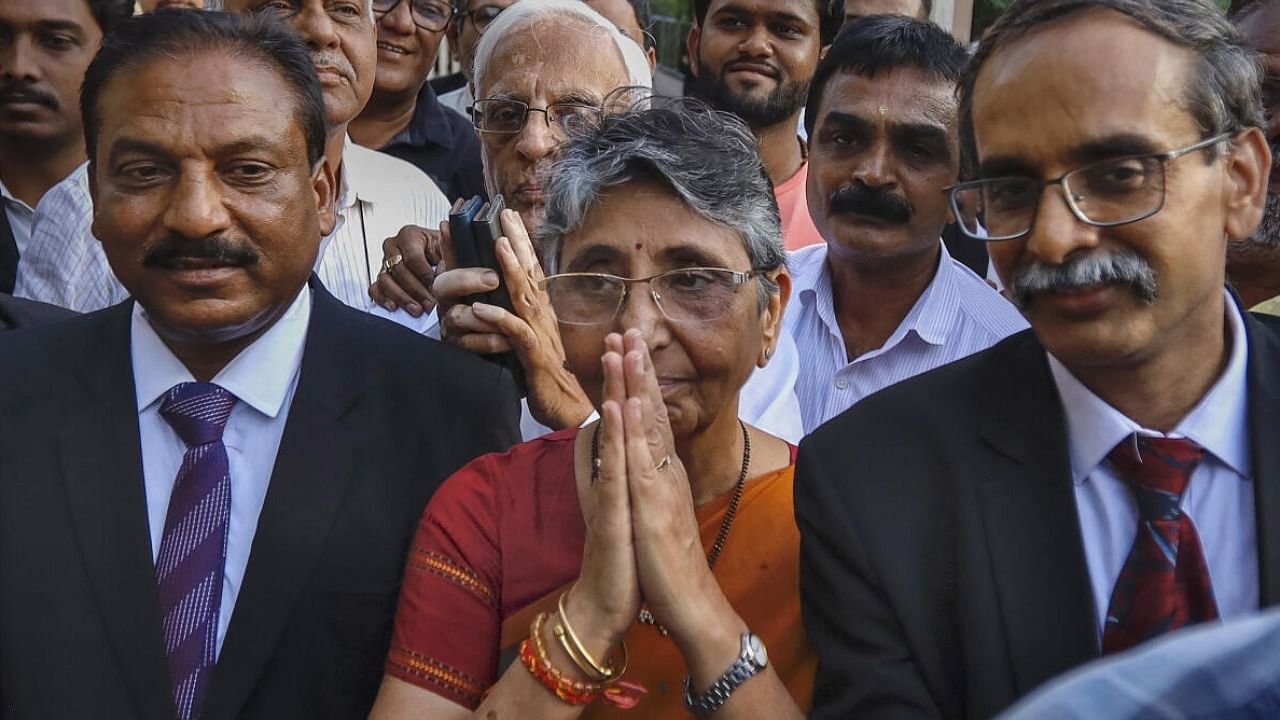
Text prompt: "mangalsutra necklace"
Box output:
[[590, 420, 751, 636]]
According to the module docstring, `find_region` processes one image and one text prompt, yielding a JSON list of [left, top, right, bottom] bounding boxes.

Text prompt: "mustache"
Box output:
[[1011, 251, 1157, 308], [311, 49, 356, 82], [143, 235, 260, 268], [829, 185, 913, 225], [0, 80, 57, 110]]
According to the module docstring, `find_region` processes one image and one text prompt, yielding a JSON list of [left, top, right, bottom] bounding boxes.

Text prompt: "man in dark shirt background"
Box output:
[[350, 0, 485, 201]]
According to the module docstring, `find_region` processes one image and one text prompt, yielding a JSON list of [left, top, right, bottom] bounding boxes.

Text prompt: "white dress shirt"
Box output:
[[1050, 291, 1258, 640], [785, 241, 1028, 434], [0, 174, 35, 259], [133, 287, 311, 656], [17, 138, 451, 313]]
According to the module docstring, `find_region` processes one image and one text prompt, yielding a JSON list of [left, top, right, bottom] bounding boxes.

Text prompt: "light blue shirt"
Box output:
[[132, 287, 310, 656], [1000, 608, 1280, 719], [785, 240, 1028, 434], [1050, 290, 1258, 641]]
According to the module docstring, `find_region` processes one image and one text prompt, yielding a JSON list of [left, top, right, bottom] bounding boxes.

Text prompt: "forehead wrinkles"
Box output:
[[480, 17, 625, 94]]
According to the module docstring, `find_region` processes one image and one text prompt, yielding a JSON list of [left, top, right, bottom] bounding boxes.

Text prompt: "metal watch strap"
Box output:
[[682, 632, 766, 716]]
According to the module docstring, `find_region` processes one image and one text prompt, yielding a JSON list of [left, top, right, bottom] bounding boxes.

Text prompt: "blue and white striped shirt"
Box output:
[[784, 241, 1028, 434]]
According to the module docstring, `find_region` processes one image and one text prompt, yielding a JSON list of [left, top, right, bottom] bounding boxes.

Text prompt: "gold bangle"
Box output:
[[529, 612, 606, 697], [555, 592, 627, 682]]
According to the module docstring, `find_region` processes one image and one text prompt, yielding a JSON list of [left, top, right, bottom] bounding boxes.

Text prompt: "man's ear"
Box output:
[[686, 24, 701, 79], [88, 163, 104, 245], [758, 267, 792, 367], [312, 156, 338, 238], [1223, 126, 1270, 243]]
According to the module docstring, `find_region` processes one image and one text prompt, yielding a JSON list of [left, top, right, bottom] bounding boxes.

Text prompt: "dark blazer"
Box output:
[[0, 285, 522, 720], [0, 293, 75, 330], [796, 311, 1280, 720]]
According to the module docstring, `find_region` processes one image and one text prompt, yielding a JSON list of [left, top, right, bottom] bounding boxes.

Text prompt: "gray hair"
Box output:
[[959, 0, 1264, 176], [472, 0, 652, 94], [538, 99, 786, 308]]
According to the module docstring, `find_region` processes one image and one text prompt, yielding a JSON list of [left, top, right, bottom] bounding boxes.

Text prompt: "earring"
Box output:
[[764, 347, 774, 361]]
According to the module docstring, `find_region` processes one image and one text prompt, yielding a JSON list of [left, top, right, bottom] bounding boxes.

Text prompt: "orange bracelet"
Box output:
[[520, 612, 603, 706]]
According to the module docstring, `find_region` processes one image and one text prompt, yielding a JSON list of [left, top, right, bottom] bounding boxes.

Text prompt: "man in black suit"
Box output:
[[797, 1, 1280, 718], [0, 11, 519, 720]]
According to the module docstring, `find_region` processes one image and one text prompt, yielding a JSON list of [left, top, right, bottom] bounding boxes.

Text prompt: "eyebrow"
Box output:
[[821, 111, 950, 140], [105, 136, 286, 165], [978, 133, 1163, 178], [28, 19, 88, 36], [711, 3, 810, 26]]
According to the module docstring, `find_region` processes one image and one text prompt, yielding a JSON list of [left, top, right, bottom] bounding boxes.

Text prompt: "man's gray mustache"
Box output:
[[1011, 251, 1158, 308], [311, 50, 355, 81]]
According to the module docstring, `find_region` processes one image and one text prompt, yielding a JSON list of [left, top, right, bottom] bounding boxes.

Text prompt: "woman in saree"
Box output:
[[369, 101, 810, 719]]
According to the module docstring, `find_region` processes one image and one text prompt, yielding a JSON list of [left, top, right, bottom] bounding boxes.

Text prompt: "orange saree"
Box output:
[[386, 428, 813, 717]]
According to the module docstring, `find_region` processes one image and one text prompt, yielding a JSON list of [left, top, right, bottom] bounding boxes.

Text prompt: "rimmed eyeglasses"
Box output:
[[539, 268, 759, 325], [372, 0, 453, 32], [945, 133, 1231, 241]]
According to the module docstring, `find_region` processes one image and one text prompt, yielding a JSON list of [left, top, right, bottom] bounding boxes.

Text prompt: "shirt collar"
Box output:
[[797, 240, 959, 350], [131, 287, 312, 419], [385, 82, 455, 151], [0, 174, 33, 213], [1048, 288, 1252, 484]]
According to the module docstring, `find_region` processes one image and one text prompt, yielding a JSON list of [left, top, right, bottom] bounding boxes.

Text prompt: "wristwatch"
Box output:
[[683, 631, 769, 716]]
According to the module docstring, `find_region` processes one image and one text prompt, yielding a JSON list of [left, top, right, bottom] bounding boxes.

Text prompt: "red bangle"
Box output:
[[519, 613, 602, 706]]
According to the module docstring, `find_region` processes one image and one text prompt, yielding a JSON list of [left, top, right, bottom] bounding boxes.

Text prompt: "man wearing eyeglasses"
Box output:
[[434, 0, 517, 118], [350, 0, 485, 201], [797, 1, 1280, 718]]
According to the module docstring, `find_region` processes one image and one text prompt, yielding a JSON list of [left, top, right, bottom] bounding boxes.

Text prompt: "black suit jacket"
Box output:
[[0, 285, 521, 719], [796, 311, 1280, 719], [0, 294, 75, 330]]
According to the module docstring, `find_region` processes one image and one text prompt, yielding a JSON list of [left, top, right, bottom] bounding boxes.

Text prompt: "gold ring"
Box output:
[[654, 456, 671, 473], [381, 254, 404, 275]]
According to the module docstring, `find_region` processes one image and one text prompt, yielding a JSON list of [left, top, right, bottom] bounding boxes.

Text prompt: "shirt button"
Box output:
[[835, 377, 848, 390]]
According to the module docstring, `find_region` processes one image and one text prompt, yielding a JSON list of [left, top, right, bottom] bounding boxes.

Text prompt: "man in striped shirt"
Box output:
[[17, 0, 451, 313], [786, 15, 1026, 434]]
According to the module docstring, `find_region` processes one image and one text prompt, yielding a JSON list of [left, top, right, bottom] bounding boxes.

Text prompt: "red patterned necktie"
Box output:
[[156, 383, 237, 720], [1101, 435, 1219, 655]]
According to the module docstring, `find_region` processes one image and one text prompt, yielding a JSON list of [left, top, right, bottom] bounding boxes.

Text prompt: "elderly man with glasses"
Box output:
[[369, 0, 803, 444], [796, 1, 1280, 718], [350, 0, 485, 202]]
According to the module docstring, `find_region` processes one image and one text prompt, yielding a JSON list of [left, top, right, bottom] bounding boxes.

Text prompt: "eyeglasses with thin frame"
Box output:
[[469, 98, 604, 135], [539, 267, 759, 325], [458, 3, 504, 33], [945, 133, 1231, 242], [372, 0, 453, 32]]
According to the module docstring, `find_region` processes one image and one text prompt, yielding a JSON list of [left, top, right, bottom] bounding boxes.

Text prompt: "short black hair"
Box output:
[[81, 10, 327, 169], [804, 14, 967, 136], [694, 0, 846, 46], [87, 0, 136, 37]]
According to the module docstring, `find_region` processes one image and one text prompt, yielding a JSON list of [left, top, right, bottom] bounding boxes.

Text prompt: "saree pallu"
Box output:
[[386, 429, 813, 717]]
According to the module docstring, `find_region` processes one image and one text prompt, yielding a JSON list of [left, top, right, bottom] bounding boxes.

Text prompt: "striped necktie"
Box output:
[[1102, 434, 1219, 654], [156, 382, 237, 720]]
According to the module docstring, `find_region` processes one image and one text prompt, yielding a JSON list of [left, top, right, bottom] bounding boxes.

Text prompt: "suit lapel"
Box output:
[[973, 333, 1098, 694], [1244, 312, 1280, 605], [59, 303, 177, 720], [203, 287, 364, 720]]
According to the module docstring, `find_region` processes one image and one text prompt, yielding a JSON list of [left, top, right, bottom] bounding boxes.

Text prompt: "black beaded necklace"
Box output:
[[590, 420, 752, 635]]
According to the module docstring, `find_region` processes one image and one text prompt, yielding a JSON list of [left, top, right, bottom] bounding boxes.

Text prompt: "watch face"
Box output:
[[749, 634, 768, 667]]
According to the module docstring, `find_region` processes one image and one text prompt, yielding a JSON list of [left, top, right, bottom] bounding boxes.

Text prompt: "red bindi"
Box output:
[[634, 243, 643, 251]]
